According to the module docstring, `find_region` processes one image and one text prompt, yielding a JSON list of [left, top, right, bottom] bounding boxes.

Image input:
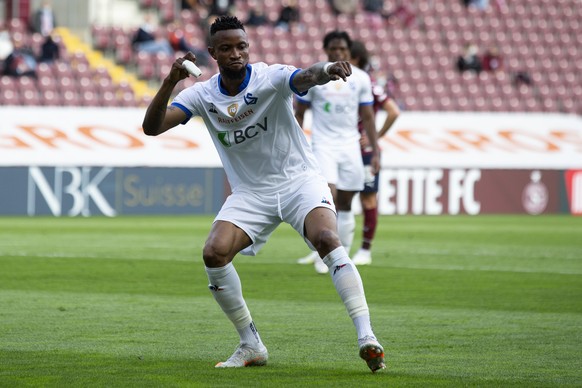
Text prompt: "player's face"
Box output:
[[325, 38, 350, 62], [209, 29, 249, 79]]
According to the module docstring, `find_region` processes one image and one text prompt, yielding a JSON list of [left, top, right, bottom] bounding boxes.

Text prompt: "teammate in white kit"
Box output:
[[142, 16, 385, 373], [295, 31, 380, 273]]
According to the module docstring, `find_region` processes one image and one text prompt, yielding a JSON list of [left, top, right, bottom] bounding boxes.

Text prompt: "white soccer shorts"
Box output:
[[312, 141, 365, 192], [214, 174, 336, 256]]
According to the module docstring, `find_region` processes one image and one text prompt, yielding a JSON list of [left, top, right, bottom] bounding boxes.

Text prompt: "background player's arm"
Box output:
[[378, 99, 400, 138], [143, 52, 196, 136], [360, 104, 381, 174], [292, 61, 352, 93]]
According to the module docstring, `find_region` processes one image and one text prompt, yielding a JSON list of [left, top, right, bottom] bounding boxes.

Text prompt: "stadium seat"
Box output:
[[7, 18, 26, 33], [37, 75, 58, 92], [0, 75, 16, 90], [0, 88, 21, 105], [21, 89, 41, 106], [92, 25, 111, 51], [40, 89, 63, 106]]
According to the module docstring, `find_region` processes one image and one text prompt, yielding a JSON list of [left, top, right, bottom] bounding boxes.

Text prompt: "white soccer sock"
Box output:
[[206, 263, 264, 348], [354, 315, 376, 342], [337, 210, 356, 254], [322, 247, 375, 339]]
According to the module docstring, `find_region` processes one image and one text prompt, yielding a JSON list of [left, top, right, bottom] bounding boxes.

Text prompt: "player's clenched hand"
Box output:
[[327, 61, 352, 82], [360, 132, 370, 148], [167, 52, 197, 83]]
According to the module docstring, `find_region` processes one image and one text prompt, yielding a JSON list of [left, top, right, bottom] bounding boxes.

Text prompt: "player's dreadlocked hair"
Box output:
[[210, 15, 245, 36], [323, 30, 352, 49], [350, 40, 370, 71]]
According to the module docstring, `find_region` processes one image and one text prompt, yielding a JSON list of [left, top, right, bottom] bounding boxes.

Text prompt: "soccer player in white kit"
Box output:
[[295, 31, 380, 274], [142, 16, 385, 373]]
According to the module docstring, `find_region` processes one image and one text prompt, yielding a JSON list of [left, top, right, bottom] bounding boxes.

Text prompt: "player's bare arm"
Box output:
[[142, 52, 197, 136], [378, 99, 400, 138], [360, 104, 381, 174], [292, 61, 352, 93]]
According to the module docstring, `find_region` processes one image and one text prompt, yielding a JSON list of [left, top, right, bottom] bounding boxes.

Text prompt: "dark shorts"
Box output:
[[361, 153, 379, 193]]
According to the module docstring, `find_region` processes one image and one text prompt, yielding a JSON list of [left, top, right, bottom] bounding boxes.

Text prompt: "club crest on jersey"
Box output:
[[227, 103, 239, 117], [244, 93, 258, 105]]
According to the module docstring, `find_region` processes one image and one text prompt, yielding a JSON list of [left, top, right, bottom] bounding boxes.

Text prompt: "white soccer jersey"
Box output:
[[297, 66, 374, 147], [172, 63, 321, 193]]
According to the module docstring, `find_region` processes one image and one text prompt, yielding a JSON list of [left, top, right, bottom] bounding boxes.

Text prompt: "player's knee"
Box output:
[[336, 198, 353, 211], [202, 239, 230, 267], [312, 228, 341, 254]]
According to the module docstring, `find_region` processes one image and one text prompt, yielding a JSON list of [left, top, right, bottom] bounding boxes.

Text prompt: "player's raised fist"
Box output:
[[168, 52, 198, 83], [327, 61, 352, 82]]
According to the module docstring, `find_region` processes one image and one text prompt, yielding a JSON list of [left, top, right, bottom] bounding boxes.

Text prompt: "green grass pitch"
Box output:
[[0, 215, 581, 387]]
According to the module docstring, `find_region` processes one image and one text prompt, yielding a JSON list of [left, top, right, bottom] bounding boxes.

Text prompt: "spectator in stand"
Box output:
[[349, 40, 400, 266], [456, 43, 482, 73], [481, 46, 503, 72], [132, 12, 173, 55], [492, 0, 508, 12], [201, 14, 219, 47], [31, 0, 57, 36], [363, 0, 385, 13], [167, 22, 211, 66], [207, 0, 236, 17], [245, 1, 269, 27], [182, 0, 207, 11], [328, 0, 358, 15], [462, 0, 489, 10], [0, 27, 13, 62], [385, 2, 417, 28], [3, 38, 37, 77], [513, 71, 532, 87], [275, 0, 301, 32], [37, 34, 60, 63], [362, 0, 387, 27]]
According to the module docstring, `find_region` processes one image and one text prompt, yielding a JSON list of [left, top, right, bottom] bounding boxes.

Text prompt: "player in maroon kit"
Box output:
[[349, 40, 400, 265]]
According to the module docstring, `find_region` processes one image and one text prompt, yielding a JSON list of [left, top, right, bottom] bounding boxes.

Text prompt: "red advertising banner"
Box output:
[[376, 169, 569, 215], [565, 170, 582, 215]]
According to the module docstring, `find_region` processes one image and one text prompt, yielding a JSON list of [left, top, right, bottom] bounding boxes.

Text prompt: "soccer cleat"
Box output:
[[215, 343, 268, 368], [314, 256, 329, 274], [359, 336, 386, 373], [352, 248, 372, 266], [297, 250, 319, 265]]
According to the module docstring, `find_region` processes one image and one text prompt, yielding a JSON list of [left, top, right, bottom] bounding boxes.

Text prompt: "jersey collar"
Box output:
[[218, 64, 252, 96]]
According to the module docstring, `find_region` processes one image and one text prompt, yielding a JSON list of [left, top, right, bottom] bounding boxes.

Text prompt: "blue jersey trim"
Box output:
[[295, 96, 310, 106], [360, 101, 374, 106], [289, 69, 307, 97], [171, 102, 192, 124], [218, 64, 252, 96]]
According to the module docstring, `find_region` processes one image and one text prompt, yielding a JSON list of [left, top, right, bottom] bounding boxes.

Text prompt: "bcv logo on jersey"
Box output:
[[217, 117, 268, 147]]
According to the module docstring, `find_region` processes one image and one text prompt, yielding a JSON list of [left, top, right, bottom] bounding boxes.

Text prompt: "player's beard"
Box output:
[[221, 65, 246, 81]]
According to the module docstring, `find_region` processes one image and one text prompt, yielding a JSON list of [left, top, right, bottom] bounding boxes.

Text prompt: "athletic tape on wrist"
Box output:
[[323, 62, 333, 75]]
